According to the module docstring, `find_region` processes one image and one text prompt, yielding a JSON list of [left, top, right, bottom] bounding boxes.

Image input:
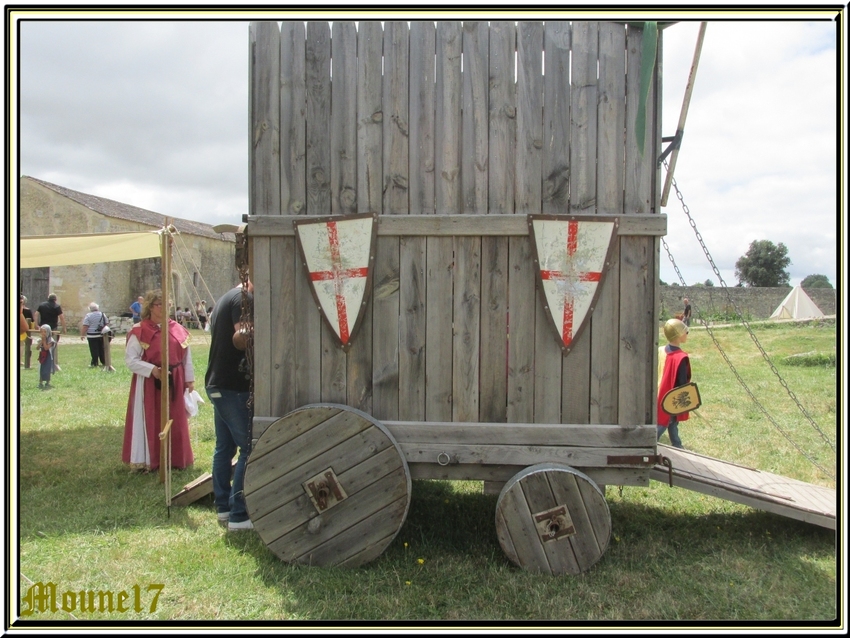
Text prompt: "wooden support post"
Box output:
[[159, 222, 172, 484], [660, 22, 707, 207], [102, 329, 115, 372]]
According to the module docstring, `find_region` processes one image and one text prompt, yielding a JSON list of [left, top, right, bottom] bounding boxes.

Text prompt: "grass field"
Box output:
[[11, 320, 840, 626]]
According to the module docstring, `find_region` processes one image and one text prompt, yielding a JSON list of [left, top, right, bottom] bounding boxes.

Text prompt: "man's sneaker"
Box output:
[[217, 511, 230, 526], [228, 519, 254, 531]]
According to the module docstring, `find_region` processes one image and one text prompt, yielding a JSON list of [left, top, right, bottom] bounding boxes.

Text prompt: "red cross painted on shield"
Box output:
[[308, 221, 369, 345], [539, 220, 602, 347]]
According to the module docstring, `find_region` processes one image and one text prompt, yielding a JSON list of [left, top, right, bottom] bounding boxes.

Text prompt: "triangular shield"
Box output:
[[528, 215, 619, 354], [294, 213, 377, 351]]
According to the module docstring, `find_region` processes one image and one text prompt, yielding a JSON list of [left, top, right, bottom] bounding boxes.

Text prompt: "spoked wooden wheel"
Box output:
[[244, 403, 411, 568], [495, 463, 611, 575]]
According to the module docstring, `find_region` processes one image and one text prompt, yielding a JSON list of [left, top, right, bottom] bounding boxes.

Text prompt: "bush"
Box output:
[[782, 351, 835, 367]]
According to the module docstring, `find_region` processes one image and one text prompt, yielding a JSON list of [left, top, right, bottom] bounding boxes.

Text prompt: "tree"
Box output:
[[801, 274, 833, 289], [703, 279, 714, 287], [734, 240, 791, 287]]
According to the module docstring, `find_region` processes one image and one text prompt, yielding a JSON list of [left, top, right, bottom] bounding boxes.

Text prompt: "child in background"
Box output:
[[657, 318, 691, 449], [37, 324, 56, 390]]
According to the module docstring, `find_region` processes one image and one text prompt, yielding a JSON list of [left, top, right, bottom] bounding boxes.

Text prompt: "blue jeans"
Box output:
[[206, 387, 252, 523], [657, 421, 684, 448]]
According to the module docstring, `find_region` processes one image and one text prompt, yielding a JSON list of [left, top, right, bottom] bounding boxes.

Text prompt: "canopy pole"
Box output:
[[660, 22, 707, 207], [159, 222, 172, 485]]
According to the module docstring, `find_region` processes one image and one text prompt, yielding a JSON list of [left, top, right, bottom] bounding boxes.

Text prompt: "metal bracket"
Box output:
[[303, 468, 348, 513], [607, 454, 674, 487], [533, 505, 576, 543], [660, 455, 674, 488], [607, 454, 663, 467], [657, 130, 683, 166]]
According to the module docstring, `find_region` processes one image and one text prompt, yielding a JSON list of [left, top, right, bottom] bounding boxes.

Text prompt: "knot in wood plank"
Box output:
[[391, 114, 409, 136]]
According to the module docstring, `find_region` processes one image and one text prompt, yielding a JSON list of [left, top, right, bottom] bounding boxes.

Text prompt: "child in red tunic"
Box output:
[[657, 318, 691, 449]]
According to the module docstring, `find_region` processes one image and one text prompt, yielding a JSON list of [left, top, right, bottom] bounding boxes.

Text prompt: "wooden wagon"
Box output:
[[241, 19, 669, 575]]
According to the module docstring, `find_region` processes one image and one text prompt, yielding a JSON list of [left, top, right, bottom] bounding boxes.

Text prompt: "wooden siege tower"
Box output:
[[243, 20, 668, 574]]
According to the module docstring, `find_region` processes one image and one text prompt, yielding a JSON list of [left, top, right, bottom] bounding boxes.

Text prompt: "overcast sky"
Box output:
[[14, 12, 842, 288]]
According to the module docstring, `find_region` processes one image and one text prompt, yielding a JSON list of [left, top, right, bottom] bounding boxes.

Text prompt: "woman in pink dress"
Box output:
[[122, 290, 195, 471]]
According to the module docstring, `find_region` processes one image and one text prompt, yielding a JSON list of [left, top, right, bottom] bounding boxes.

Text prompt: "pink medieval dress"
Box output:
[[122, 318, 195, 470]]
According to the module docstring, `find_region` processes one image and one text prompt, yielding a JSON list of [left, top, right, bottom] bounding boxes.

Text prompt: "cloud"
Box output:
[[659, 21, 837, 286], [15, 16, 840, 287], [19, 20, 249, 222]]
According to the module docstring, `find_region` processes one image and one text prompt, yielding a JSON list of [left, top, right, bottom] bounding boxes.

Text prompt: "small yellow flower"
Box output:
[[614, 535, 620, 543], [417, 558, 425, 565], [404, 542, 408, 548], [405, 581, 411, 586]]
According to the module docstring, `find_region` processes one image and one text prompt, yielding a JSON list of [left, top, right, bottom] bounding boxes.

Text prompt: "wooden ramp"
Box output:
[[651, 444, 836, 530]]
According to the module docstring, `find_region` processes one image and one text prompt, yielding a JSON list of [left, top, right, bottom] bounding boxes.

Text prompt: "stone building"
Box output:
[[19, 176, 239, 329]]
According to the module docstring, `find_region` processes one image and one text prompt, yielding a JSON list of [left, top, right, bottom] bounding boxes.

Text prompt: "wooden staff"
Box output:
[[159, 221, 172, 484], [660, 22, 707, 207]]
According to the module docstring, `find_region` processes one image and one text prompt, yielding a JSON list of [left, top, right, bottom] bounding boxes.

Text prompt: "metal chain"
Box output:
[[661, 166, 834, 479], [236, 231, 254, 424], [661, 236, 834, 480], [664, 161, 834, 453]]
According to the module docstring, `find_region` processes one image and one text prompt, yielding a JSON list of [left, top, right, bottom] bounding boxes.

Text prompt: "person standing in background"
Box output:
[[20, 295, 34, 367], [682, 297, 692, 327], [20, 295, 34, 327], [37, 324, 56, 390], [130, 296, 144, 324], [35, 293, 66, 371], [196, 300, 208, 330], [80, 302, 108, 368]]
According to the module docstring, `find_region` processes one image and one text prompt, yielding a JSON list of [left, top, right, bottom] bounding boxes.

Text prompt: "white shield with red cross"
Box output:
[[294, 213, 377, 351], [528, 215, 619, 354]]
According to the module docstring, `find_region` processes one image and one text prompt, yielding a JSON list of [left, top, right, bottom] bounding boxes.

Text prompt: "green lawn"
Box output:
[[11, 322, 838, 626]]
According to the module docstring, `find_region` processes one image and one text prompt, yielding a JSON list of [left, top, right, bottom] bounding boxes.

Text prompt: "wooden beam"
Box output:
[[246, 213, 667, 237], [660, 22, 707, 207], [159, 223, 171, 485]]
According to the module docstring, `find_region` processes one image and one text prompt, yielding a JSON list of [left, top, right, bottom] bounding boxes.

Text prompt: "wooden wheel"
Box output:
[[244, 403, 411, 568], [495, 463, 611, 575]]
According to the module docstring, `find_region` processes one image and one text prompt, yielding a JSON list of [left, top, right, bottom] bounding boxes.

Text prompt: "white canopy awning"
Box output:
[[20, 231, 162, 268]]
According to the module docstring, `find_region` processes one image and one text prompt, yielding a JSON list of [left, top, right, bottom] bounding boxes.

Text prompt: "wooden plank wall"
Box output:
[[249, 20, 661, 429]]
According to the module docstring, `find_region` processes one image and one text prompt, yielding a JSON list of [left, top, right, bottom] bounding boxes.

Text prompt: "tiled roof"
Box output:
[[24, 176, 236, 242]]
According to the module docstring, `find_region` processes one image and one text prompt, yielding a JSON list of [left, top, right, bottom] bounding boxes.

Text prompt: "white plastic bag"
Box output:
[[184, 389, 205, 417]]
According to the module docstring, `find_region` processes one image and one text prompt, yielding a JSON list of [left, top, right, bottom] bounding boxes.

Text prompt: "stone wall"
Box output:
[[20, 177, 238, 328], [660, 285, 836, 321]]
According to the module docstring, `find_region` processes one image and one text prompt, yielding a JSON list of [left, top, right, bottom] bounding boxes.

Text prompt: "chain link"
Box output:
[[662, 162, 835, 479], [236, 232, 254, 429]]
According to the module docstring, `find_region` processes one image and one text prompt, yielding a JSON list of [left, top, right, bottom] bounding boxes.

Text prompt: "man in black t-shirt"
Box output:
[[205, 281, 254, 531]]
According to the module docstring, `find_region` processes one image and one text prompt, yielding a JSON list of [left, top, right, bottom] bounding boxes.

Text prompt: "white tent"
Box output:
[[769, 285, 824, 320]]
